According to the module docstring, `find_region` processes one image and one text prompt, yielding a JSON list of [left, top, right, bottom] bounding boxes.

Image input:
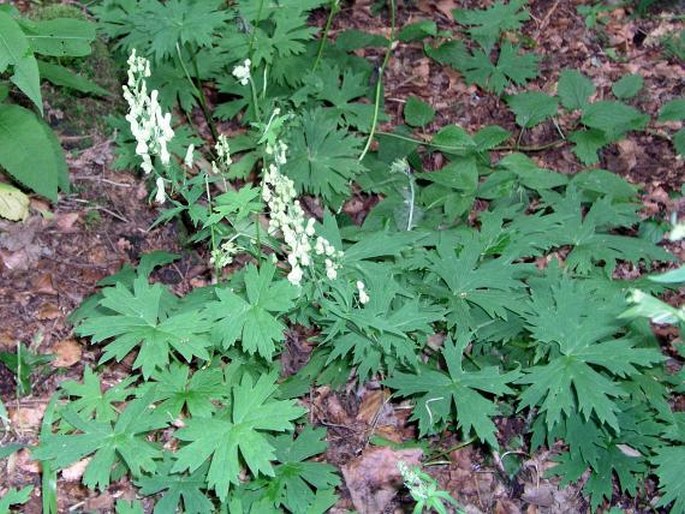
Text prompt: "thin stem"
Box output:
[[359, 0, 397, 162], [247, 0, 265, 57], [405, 171, 415, 231], [175, 43, 219, 142], [205, 173, 219, 281], [375, 130, 566, 153], [313, 0, 339, 72], [249, 76, 262, 121]]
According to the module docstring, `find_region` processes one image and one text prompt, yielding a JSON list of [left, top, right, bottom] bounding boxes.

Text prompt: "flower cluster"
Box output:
[[122, 49, 175, 176], [356, 280, 370, 305], [209, 239, 239, 269], [211, 134, 232, 175], [261, 133, 342, 286], [232, 59, 251, 86]]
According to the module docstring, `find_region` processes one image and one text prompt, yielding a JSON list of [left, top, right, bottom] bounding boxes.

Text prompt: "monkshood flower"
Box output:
[[232, 58, 251, 86], [122, 49, 174, 175], [154, 176, 166, 205], [261, 134, 341, 286]]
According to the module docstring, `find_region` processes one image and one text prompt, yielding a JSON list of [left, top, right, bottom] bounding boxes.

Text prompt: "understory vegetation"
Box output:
[[1, 0, 684, 512]]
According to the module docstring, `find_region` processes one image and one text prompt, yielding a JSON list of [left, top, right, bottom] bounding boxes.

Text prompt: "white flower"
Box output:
[[122, 49, 175, 175], [287, 264, 303, 286], [184, 144, 195, 168], [356, 280, 370, 304], [232, 59, 251, 86], [154, 176, 166, 205]]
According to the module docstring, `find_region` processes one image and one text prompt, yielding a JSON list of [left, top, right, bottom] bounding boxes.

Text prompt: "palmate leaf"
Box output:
[[517, 273, 663, 432], [59, 367, 136, 423], [171, 372, 306, 501], [452, 0, 530, 52], [143, 363, 226, 419], [458, 43, 538, 95], [75, 276, 213, 379], [255, 427, 340, 512], [538, 187, 675, 273], [136, 455, 214, 514], [298, 62, 374, 130], [653, 445, 685, 513], [34, 389, 167, 490], [283, 108, 366, 207], [95, 0, 230, 63], [204, 262, 298, 360], [385, 334, 520, 446], [424, 230, 530, 330], [322, 264, 444, 379]]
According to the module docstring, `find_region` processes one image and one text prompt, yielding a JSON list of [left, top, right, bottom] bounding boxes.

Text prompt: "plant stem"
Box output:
[[175, 43, 219, 142], [375, 130, 566, 153], [247, 0, 265, 57], [313, 0, 340, 72], [358, 0, 396, 162]]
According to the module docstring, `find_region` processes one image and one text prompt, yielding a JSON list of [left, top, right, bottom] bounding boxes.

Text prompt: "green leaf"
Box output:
[[0, 103, 66, 200], [0, 486, 33, 512], [115, 500, 145, 514], [0, 182, 29, 221], [34, 389, 167, 490], [424, 39, 469, 69], [20, 17, 95, 57], [506, 91, 558, 128], [386, 334, 520, 445], [611, 74, 643, 100], [673, 128, 685, 156], [458, 43, 538, 95], [115, 0, 230, 63], [649, 265, 685, 284], [558, 69, 595, 111], [581, 100, 649, 140], [398, 20, 437, 42], [653, 445, 685, 513], [171, 372, 306, 501], [283, 108, 366, 207], [146, 363, 225, 419], [334, 29, 389, 51], [0, 10, 30, 72], [518, 273, 663, 432], [205, 262, 297, 360], [453, 0, 530, 52], [75, 276, 213, 378], [257, 427, 340, 512], [569, 128, 608, 165], [136, 455, 214, 514], [496, 153, 568, 190], [299, 62, 374, 130], [425, 230, 529, 329], [11, 53, 42, 114], [38, 61, 110, 96], [659, 98, 685, 122], [60, 367, 136, 423], [404, 96, 435, 127]]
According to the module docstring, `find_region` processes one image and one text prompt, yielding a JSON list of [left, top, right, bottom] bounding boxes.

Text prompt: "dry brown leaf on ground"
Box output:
[[51, 338, 82, 368], [9, 403, 46, 433], [61, 458, 91, 482], [341, 446, 423, 514]]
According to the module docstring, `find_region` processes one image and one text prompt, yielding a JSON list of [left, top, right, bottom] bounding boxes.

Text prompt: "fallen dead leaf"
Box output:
[[357, 389, 387, 425], [32, 272, 57, 295], [51, 338, 82, 368], [61, 458, 91, 482], [9, 403, 46, 432], [36, 302, 61, 320], [55, 212, 81, 232], [341, 446, 423, 514]]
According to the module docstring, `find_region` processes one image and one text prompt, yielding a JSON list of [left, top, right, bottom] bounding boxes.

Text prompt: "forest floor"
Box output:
[[0, 0, 684, 512]]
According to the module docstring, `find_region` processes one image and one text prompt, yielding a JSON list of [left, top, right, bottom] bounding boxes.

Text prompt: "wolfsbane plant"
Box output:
[[34, 1, 685, 512]]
